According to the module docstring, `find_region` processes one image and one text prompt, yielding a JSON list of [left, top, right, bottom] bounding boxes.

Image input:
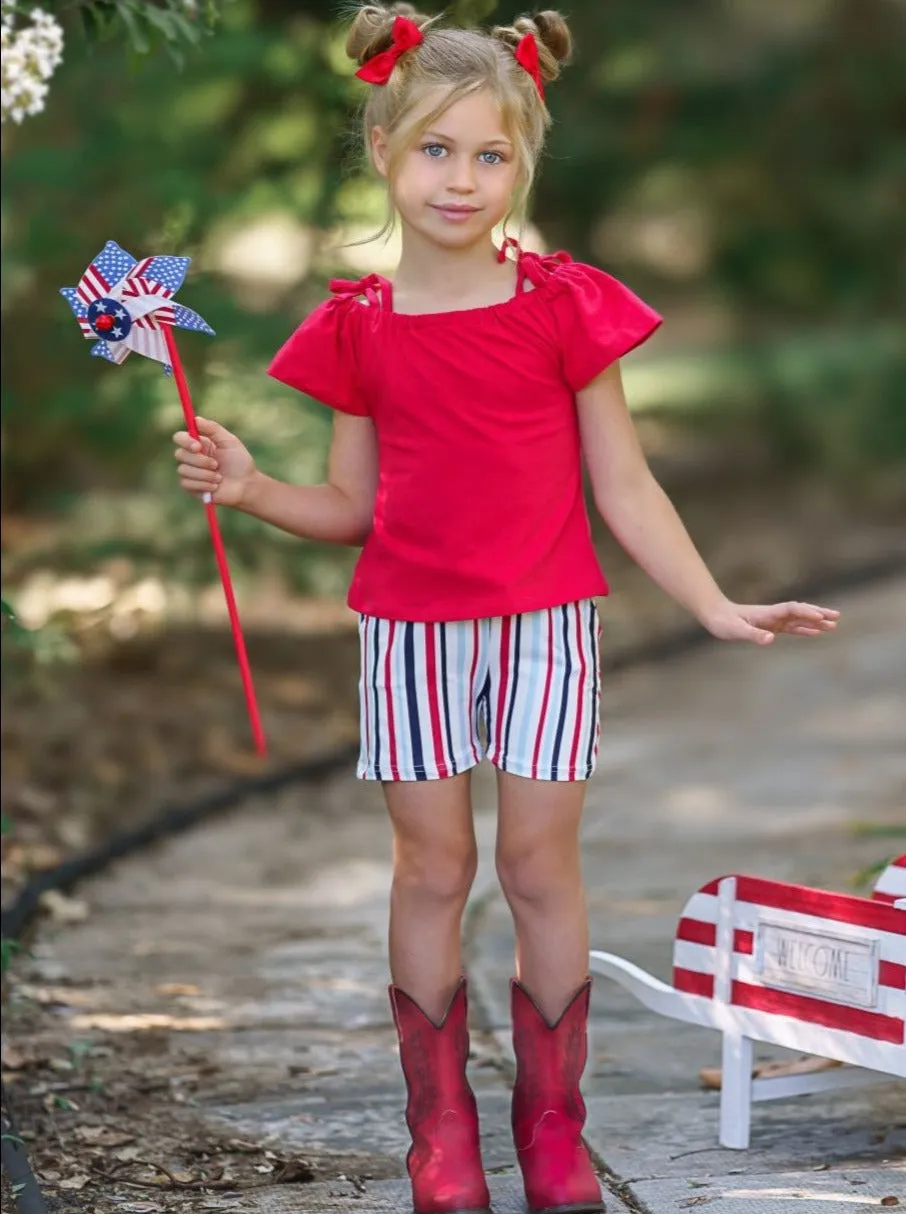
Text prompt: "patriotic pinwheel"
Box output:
[[60, 240, 214, 367], [60, 242, 266, 756]]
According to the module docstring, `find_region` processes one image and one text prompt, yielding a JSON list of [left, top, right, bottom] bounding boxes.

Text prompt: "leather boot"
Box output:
[[390, 978, 491, 1214], [511, 978, 605, 1214]]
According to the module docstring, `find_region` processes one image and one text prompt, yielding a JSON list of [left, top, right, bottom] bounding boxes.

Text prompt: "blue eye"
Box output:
[[422, 143, 447, 158], [479, 151, 504, 165]]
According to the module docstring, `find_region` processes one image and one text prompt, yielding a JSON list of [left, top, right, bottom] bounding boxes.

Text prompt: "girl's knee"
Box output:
[[496, 841, 579, 908], [394, 839, 478, 904]]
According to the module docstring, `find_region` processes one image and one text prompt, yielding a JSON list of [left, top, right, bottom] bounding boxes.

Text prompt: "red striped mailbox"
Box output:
[[590, 856, 906, 1148]]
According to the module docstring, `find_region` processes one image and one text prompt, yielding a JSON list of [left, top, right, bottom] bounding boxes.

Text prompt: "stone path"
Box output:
[[11, 578, 906, 1211]]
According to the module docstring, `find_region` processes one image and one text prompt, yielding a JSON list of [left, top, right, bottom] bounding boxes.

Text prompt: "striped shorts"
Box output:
[[357, 600, 601, 782]]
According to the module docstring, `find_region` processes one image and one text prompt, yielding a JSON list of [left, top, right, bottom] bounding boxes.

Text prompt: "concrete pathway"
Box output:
[[14, 578, 906, 1211]]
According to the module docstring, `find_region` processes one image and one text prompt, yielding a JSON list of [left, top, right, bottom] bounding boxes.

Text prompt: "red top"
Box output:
[[268, 246, 662, 622]]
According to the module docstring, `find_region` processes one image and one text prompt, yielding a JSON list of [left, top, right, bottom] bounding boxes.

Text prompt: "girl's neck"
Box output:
[[391, 225, 514, 309]]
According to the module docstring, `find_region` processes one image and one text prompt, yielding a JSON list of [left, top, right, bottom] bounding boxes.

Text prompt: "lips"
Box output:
[[431, 204, 480, 218]]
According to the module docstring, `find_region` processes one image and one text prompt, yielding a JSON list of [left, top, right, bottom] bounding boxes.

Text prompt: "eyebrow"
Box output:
[[423, 131, 513, 147]]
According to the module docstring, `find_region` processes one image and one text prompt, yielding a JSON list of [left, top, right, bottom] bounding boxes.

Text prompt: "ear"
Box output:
[[371, 126, 390, 178]]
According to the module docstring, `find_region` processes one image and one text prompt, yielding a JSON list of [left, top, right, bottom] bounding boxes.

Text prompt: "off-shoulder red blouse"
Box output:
[[268, 247, 662, 622]]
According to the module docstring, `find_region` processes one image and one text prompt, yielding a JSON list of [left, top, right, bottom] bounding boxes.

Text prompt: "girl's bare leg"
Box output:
[[384, 771, 477, 1023], [495, 769, 589, 1022]]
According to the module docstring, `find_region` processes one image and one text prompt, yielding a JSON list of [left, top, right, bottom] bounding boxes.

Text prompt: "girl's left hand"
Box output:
[[704, 599, 840, 645]]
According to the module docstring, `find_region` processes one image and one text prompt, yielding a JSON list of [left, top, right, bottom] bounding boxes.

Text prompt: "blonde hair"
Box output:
[[346, 3, 572, 236]]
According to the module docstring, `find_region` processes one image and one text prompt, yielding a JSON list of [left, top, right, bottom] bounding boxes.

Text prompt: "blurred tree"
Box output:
[[1, 1, 351, 517], [1, 0, 218, 127], [1, 0, 903, 542]]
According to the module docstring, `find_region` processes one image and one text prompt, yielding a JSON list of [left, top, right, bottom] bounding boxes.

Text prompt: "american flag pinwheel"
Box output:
[[60, 240, 214, 367], [60, 241, 266, 756]]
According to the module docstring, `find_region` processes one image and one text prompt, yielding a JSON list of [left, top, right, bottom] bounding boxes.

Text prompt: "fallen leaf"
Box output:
[[1, 1042, 39, 1071], [23, 843, 64, 871], [276, 1158, 316, 1184], [1, 843, 26, 881], [14, 785, 58, 815], [224, 1138, 260, 1153], [59, 1175, 92, 1190], [113, 1146, 143, 1162], [17, 980, 95, 1010], [154, 983, 201, 997], [72, 1125, 136, 1148], [287, 1063, 337, 1078], [38, 890, 89, 924], [57, 816, 89, 850], [69, 1012, 226, 1032]]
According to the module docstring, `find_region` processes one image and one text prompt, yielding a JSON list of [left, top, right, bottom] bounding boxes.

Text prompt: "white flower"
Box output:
[[1, 2, 65, 125]]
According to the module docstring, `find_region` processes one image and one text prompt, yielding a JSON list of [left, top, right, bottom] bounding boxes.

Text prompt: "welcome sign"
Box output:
[[754, 919, 879, 1008], [591, 857, 906, 1149]]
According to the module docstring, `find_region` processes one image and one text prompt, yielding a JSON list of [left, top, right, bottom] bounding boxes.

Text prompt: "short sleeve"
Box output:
[[267, 298, 369, 417], [551, 262, 662, 392]]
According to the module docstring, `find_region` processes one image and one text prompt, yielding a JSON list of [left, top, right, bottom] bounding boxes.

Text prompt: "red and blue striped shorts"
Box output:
[[357, 600, 601, 782]]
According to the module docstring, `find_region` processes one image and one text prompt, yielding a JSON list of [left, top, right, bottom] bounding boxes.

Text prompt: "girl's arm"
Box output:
[[577, 363, 839, 644], [174, 412, 378, 547], [239, 413, 378, 546]]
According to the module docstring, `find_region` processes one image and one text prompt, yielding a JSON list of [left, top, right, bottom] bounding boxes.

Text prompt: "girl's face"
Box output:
[[373, 88, 521, 251]]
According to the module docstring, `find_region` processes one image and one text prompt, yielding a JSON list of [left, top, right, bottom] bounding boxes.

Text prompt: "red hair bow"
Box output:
[[355, 15, 424, 85], [514, 32, 544, 100]]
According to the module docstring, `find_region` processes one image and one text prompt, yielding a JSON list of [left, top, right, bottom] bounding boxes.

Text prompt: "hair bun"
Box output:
[[493, 10, 573, 84], [346, 3, 432, 66], [532, 11, 572, 67]]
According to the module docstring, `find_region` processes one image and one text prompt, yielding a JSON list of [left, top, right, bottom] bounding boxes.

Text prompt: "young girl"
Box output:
[[174, 6, 839, 1212]]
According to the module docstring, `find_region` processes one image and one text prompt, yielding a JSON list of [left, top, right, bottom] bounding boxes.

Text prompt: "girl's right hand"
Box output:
[[173, 417, 256, 507]]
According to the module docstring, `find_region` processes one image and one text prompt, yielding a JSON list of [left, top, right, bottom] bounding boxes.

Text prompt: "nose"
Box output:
[[446, 153, 476, 194]]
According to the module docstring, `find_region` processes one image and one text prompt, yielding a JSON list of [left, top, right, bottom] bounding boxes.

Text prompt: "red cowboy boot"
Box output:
[[390, 978, 491, 1214], [511, 978, 605, 1214]]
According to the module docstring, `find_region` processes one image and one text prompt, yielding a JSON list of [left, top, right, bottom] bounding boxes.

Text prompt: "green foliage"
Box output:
[[23, 0, 221, 60], [0, 597, 29, 646], [79, 1, 217, 54], [1, 590, 82, 668], [1, 0, 903, 585], [1, 1, 354, 519], [1, 937, 23, 975]]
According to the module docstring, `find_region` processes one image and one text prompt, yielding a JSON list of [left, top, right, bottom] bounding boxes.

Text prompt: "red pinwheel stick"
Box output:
[[163, 326, 267, 756]]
